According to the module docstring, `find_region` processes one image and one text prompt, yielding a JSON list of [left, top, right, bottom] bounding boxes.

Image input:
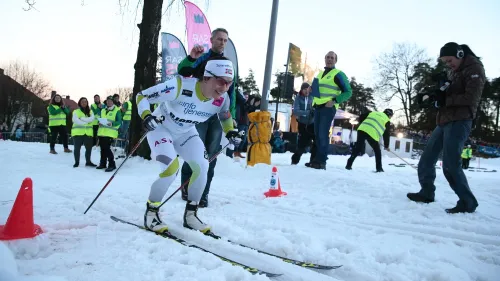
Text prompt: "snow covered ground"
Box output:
[[1, 140, 500, 281]]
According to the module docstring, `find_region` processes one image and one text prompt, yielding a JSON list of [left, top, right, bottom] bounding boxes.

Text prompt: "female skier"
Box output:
[[136, 57, 242, 233]]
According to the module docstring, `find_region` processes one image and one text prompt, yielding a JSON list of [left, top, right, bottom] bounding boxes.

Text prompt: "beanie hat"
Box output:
[[204, 60, 234, 79], [440, 42, 462, 58], [383, 108, 394, 117], [301, 82, 310, 90]]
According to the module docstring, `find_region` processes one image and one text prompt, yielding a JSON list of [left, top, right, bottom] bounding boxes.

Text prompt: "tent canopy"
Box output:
[[334, 109, 357, 120]]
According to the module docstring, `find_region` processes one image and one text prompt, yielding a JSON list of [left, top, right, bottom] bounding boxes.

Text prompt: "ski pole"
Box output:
[[84, 132, 148, 214], [383, 144, 417, 170], [158, 142, 231, 208]]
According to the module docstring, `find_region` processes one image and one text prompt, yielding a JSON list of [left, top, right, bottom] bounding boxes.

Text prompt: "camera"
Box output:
[[416, 71, 450, 109]]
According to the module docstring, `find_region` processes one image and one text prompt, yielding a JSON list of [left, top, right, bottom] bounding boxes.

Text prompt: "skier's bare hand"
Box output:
[[190, 45, 205, 58]]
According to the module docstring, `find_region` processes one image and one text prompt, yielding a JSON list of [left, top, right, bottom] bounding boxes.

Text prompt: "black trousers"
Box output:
[[291, 122, 316, 164], [49, 125, 68, 150], [99, 136, 115, 167], [73, 135, 93, 164], [92, 125, 99, 146], [347, 131, 382, 170], [462, 158, 470, 169]]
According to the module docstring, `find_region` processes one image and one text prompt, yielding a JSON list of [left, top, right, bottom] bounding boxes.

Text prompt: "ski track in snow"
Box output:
[[1, 141, 500, 281]]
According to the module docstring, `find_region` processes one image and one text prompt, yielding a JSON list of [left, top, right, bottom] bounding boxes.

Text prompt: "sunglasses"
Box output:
[[206, 70, 233, 87]]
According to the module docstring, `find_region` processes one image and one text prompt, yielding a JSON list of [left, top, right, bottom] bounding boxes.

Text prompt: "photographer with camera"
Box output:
[[407, 42, 485, 214]]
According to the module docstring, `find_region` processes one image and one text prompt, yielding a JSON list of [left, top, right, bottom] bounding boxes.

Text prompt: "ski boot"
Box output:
[[183, 201, 211, 233], [144, 201, 169, 233]]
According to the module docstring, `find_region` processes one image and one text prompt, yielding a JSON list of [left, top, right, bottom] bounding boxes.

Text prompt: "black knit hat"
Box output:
[[383, 108, 394, 117], [440, 42, 461, 58]]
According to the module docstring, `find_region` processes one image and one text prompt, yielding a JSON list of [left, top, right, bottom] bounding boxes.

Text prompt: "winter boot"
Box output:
[[346, 158, 354, 170], [73, 162, 79, 168], [105, 166, 116, 172], [309, 162, 326, 170], [407, 192, 434, 204], [198, 198, 208, 208], [233, 151, 245, 158], [64, 148, 72, 153], [183, 201, 210, 233], [144, 201, 169, 233], [50, 150, 57, 154], [86, 162, 97, 167], [105, 162, 116, 172]]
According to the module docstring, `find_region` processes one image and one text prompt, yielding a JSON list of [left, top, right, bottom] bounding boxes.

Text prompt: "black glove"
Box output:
[[225, 129, 244, 147], [143, 114, 160, 131], [434, 89, 446, 108]]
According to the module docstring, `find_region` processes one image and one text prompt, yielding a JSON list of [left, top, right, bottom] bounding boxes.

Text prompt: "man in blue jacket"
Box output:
[[291, 83, 316, 165]]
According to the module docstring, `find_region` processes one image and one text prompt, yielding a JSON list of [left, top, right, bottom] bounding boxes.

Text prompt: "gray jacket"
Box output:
[[293, 94, 314, 125]]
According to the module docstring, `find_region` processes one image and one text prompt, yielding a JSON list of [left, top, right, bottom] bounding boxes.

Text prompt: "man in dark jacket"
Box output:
[[407, 42, 485, 214], [233, 90, 250, 158], [178, 28, 231, 208], [291, 83, 316, 165]]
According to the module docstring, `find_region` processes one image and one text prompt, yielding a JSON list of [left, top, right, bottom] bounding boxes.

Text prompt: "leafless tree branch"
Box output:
[[23, 0, 39, 11], [373, 42, 431, 126]]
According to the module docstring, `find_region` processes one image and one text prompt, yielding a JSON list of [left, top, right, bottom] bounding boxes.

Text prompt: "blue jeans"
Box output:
[[181, 115, 222, 202], [313, 106, 336, 164], [417, 120, 478, 211], [118, 120, 130, 149]]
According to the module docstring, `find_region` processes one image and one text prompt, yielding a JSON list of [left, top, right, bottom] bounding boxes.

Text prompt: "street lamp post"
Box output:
[[259, 0, 279, 111]]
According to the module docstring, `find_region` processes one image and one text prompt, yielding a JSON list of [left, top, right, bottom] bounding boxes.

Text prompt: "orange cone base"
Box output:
[[0, 224, 43, 240], [0, 177, 43, 241], [264, 188, 287, 198]]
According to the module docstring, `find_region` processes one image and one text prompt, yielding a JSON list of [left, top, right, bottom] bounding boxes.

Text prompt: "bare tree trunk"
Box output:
[[129, 0, 164, 159]]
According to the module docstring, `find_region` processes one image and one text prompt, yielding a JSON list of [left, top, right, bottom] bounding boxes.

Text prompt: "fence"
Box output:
[[0, 132, 48, 143]]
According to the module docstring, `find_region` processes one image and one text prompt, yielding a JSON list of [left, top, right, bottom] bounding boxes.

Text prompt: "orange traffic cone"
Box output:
[[264, 166, 287, 198], [0, 177, 43, 240]]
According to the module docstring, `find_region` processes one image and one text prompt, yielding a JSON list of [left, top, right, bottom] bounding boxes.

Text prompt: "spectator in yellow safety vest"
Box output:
[[71, 97, 96, 168], [461, 145, 472, 169], [346, 109, 393, 172], [309, 51, 352, 170], [118, 96, 132, 149], [96, 96, 122, 172], [91, 94, 104, 146], [47, 94, 72, 154]]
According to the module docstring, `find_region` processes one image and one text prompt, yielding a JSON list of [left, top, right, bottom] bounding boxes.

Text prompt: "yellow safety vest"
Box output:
[[47, 105, 67, 126], [123, 101, 132, 121], [97, 107, 121, 139], [313, 69, 341, 108], [461, 148, 472, 159], [90, 103, 101, 125], [358, 112, 390, 142], [71, 109, 94, 137]]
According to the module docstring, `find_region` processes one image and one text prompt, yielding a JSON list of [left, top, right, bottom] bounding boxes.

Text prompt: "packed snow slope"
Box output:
[[1, 141, 500, 281]]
